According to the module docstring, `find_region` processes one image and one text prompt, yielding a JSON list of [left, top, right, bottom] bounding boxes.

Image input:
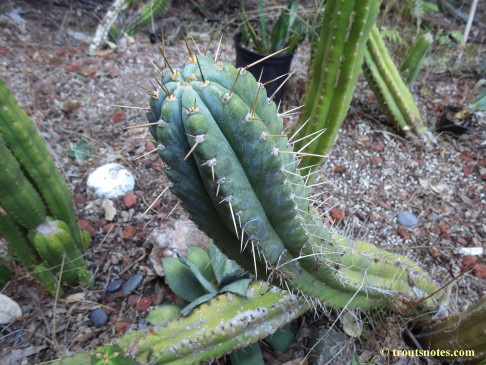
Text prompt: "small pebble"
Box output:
[[7, 330, 26, 345], [106, 278, 124, 293], [122, 273, 143, 296], [89, 308, 108, 328], [397, 211, 418, 227]]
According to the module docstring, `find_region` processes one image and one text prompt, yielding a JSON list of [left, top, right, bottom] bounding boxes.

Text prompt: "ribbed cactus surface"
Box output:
[[362, 25, 430, 138], [295, 0, 382, 168], [400, 32, 433, 87], [142, 49, 442, 312], [415, 297, 486, 364], [0, 78, 91, 292], [0, 78, 86, 253]]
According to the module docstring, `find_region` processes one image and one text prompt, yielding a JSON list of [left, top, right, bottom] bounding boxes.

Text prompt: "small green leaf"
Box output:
[[209, 244, 244, 285], [219, 278, 251, 297], [241, 5, 265, 54], [162, 257, 210, 302], [286, 1, 299, 30], [471, 88, 486, 111], [270, 13, 288, 52], [257, 0, 269, 51], [265, 325, 293, 353], [180, 292, 217, 316], [68, 140, 93, 161], [229, 343, 264, 365], [146, 304, 182, 325], [187, 246, 215, 283], [179, 257, 218, 294]]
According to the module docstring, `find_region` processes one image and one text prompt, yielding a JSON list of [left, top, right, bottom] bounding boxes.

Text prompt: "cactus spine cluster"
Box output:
[[137, 42, 444, 313], [54, 282, 309, 364], [295, 0, 382, 169], [362, 25, 430, 138], [0, 78, 91, 292]]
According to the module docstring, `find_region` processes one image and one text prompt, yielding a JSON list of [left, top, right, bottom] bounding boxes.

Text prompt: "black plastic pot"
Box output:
[[234, 32, 294, 105], [436, 105, 474, 135]]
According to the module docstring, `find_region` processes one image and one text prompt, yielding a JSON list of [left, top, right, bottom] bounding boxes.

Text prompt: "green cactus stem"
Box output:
[[0, 134, 46, 229], [400, 32, 433, 87], [0, 78, 86, 253], [139, 48, 443, 312], [0, 213, 63, 295], [32, 263, 64, 297], [29, 217, 91, 286], [125, 0, 170, 36], [362, 25, 431, 139], [294, 0, 382, 169], [0, 260, 11, 287], [0, 213, 42, 270], [53, 282, 310, 365], [414, 297, 486, 364]]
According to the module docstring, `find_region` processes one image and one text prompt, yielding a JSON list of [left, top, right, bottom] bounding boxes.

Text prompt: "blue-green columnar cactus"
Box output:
[[138, 45, 443, 313]]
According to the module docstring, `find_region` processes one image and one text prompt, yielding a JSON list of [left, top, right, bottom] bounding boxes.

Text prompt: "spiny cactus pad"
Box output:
[[141, 48, 442, 312]]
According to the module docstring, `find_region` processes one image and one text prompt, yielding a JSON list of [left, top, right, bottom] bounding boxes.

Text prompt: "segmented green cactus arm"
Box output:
[[415, 297, 486, 364], [362, 26, 431, 139], [0, 134, 46, 229], [0, 214, 63, 295], [53, 282, 310, 365], [0, 214, 42, 270], [400, 33, 433, 87], [29, 218, 91, 286], [0, 78, 85, 252], [295, 0, 382, 169]]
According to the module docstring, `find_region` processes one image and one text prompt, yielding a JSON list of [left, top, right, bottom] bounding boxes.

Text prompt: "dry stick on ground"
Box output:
[[89, 0, 127, 54]]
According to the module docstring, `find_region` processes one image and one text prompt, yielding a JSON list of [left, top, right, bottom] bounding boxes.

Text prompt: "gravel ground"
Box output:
[[0, 1, 485, 364]]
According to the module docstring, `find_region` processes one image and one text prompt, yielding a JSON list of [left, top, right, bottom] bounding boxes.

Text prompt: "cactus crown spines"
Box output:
[[143, 47, 443, 312]]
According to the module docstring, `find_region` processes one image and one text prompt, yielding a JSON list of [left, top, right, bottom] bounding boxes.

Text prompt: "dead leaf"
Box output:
[[65, 292, 86, 303], [9, 346, 47, 363], [73, 329, 103, 342], [102, 198, 117, 221], [342, 312, 363, 338], [0, 293, 22, 324]]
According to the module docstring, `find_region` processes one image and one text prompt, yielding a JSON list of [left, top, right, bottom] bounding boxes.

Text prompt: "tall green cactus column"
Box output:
[[0, 78, 86, 253], [0, 78, 91, 293], [362, 25, 432, 139], [400, 32, 433, 87], [294, 0, 382, 169]]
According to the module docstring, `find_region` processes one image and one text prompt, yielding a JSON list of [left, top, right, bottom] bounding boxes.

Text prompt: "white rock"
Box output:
[[87, 163, 135, 198], [457, 247, 484, 256]]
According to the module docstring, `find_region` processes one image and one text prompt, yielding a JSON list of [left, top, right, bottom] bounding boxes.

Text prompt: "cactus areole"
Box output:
[[145, 51, 442, 311]]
